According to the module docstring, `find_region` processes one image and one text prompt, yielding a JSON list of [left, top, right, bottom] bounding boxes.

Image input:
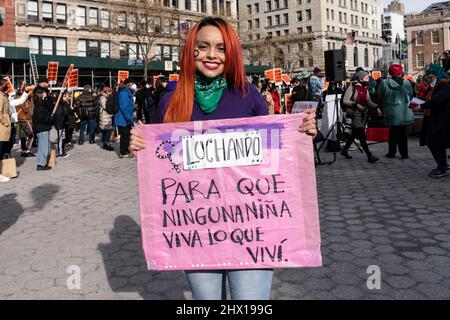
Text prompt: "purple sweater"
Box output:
[[156, 83, 268, 123]]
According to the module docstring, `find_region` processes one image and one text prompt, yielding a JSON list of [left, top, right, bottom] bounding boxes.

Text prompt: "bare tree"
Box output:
[[107, 0, 180, 80]]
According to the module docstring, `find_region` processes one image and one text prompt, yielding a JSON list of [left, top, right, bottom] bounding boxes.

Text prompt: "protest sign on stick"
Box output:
[[2, 77, 15, 96], [52, 64, 74, 116], [137, 114, 322, 271], [68, 69, 79, 92], [47, 62, 59, 86], [118, 70, 129, 85]]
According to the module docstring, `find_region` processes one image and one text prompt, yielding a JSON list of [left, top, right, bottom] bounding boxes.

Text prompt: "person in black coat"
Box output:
[[63, 92, 77, 147], [75, 85, 97, 144], [411, 78, 450, 178], [32, 81, 53, 171], [135, 80, 156, 124]]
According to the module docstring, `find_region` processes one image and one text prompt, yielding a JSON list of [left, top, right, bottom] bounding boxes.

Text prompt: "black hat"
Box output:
[[38, 76, 49, 83], [124, 78, 134, 85]]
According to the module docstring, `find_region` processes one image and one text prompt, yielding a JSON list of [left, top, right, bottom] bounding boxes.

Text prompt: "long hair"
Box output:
[[164, 17, 247, 123]]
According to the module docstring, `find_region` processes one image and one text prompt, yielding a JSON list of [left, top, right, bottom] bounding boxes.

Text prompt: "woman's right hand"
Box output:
[[129, 121, 147, 156]]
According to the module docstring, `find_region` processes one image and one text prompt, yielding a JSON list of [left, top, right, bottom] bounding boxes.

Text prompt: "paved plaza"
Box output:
[[1, 135, 449, 300]]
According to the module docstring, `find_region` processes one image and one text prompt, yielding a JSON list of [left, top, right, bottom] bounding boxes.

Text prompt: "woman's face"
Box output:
[[195, 25, 226, 79], [362, 75, 370, 83]]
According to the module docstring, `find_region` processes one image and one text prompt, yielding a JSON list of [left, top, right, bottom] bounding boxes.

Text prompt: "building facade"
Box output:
[[405, 3, 450, 75], [0, 0, 239, 86], [381, 1, 405, 71], [239, 0, 383, 76]]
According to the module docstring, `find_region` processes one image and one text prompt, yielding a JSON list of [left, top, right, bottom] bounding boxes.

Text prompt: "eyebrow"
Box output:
[[196, 40, 224, 46]]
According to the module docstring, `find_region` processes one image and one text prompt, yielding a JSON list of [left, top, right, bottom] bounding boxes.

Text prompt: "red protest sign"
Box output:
[[281, 74, 292, 85], [169, 74, 179, 82], [47, 62, 59, 85], [61, 64, 74, 90], [274, 68, 283, 85], [68, 69, 79, 91], [371, 71, 382, 80], [264, 69, 275, 82], [118, 71, 129, 85], [2, 77, 15, 95]]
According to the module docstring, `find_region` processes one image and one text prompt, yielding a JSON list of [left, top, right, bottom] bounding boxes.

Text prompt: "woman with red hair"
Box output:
[[129, 17, 317, 300]]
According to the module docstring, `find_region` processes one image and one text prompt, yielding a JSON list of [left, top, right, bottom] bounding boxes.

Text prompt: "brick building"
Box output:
[[405, 2, 450, 75]]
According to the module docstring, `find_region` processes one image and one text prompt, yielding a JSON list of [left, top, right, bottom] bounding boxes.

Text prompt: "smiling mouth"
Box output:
[[203, 62, 221, 70]]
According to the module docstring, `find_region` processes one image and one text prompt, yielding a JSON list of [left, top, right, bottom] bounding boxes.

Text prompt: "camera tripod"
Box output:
[[314, 91, 363, 166]]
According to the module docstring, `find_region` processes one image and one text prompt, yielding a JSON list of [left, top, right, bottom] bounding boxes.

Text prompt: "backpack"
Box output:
[[340, 85, 356, 112], [105, 92, 119, 115]]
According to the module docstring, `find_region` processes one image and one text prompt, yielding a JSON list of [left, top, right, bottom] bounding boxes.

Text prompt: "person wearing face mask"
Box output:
[[75, 85, 97, 145], [378, 64, 414, 160], [114, 78, 135, 158], [127, 17, 317, 300], [411, 64, 450, 178], [341, 70, 382, 163]]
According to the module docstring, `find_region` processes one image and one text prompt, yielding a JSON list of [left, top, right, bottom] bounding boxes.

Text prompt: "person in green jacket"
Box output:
[[378, 64, 415, 159]]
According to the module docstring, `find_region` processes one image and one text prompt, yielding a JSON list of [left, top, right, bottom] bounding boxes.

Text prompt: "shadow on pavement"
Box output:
[[0, 193, 24, 237], [99, 215, 189, 300], [30, 183, 61, 211]]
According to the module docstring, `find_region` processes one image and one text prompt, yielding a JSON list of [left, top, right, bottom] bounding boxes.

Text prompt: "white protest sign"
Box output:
[[182, 131, 263, 170], [292, 101, 318, 114]]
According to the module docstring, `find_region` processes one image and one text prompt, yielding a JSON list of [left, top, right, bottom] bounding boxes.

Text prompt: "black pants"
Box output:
[[4, 125, 16, 155], [388, 125, 408, 157], [65, 128, 74, 144], [428, 145, 448, 171], [343, 127, 372, 157], [118, 126, 131, 155]]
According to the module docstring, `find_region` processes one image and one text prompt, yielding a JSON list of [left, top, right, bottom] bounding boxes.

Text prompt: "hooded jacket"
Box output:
[[378, 77, 415, 127]]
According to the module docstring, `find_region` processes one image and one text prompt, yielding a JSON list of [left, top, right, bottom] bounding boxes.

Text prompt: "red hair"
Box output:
[[164, 17, 247, 123]]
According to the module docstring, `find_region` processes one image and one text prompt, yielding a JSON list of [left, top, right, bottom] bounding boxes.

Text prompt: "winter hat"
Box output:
[[389, 64, 404, 77], [426, 63, 446, 80], [356, 70, 369, 81]]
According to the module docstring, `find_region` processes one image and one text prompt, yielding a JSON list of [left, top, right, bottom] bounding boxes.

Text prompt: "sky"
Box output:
[[381, 0, 436, 13]]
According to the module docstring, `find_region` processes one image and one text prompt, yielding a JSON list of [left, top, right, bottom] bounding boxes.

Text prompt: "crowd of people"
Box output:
[[0, 61, 449, 182], [251, 63, 449, 177], [0, 75, 173, 182]]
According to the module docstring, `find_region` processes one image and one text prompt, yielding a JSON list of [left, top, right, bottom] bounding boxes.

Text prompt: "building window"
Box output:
[[364, 48, 369, 67], [78, 40, 87, 57], [101, 42, 110, 58], [417, 52, 424, 68], [56, 4, 67, 24], [185, 0, 191, 11], [27, 0, 38, 22], [226, 1, 232, 16], [432, 51, 440, 63], [76, 6, 86, 27], [154, 45, 162, 61], [129, 43, 137, 60], [87, 40, 99, 57], [117, 12, 126, 28], [353, 46, 359, 66], [89, 8, 98, 26], [28, 36, 39, 54], [55, 38, 67, 56], [431, 31, 440, 44], [120, 44, 128, 59], [101, 10, 110, 28], [416, 32, 424, 46], [42, 37, 53, 55], [42, 2, 53, 22], [128, 14, 137, 32]]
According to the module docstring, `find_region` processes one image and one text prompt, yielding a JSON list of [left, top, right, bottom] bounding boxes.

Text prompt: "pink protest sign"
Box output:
[[137, 114, 322, 271]]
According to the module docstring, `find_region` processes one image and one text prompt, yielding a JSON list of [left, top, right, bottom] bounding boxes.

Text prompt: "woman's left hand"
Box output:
[[298, 108, 317, 138]]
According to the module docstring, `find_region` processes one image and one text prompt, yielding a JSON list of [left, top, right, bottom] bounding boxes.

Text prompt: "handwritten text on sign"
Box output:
[[137, 115, 322, 271], [182, 131, 262, 170]]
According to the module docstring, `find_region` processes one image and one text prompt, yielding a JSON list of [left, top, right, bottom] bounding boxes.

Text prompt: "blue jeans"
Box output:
[[36, 131, 50, 166], [79, 119, 97, 143], [185, 269, 273, 300]]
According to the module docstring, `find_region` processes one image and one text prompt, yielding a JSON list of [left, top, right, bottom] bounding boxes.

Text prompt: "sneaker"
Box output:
[[119, 153, 133, 159], [57, 153, 70, 159], [385, 153, 396, 159], [340, 150, 352, 159], [78, 141, 84, 145], [400, 155, 409, 160], [21, 152, 30, 157], [0, 174, 10, 182], [428, 168, 448, 178], [368, 154, 379, 163], [37, 165, 52, 171]]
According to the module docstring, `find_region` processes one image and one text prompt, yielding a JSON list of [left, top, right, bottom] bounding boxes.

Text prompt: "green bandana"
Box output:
[[194, 74, 228, 114]]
